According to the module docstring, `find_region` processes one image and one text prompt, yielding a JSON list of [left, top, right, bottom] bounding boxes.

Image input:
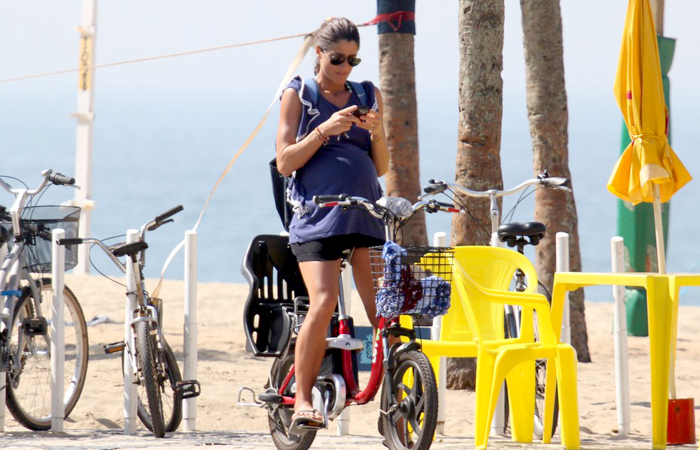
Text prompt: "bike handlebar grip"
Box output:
[[155, 205, 184, 223], [313, 194, 348, 204], [57, 238, 84, 246], [542, 177, 571, 189], [423, 184, 445, 195], [48, 172, 76, 186]]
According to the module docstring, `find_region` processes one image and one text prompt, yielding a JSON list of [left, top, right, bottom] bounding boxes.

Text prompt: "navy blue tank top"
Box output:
[[282, 76, 384, 244]]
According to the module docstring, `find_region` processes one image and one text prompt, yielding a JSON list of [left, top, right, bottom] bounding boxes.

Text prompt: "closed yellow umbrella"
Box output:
[[607, 0, 691, 274]]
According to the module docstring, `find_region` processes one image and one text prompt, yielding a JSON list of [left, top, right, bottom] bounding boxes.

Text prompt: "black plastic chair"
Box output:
[[241, 234, 308, 357]]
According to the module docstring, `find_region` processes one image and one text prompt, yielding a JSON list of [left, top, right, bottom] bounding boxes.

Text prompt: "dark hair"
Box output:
[[314, 17, 360, 75]]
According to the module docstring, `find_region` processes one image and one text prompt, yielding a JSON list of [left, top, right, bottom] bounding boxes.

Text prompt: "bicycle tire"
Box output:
[[268, 347, 316, 450], [379, 350, 438, 450], [6, 279, 89, 430], [135, 320, 166, 437], [134, 339, 183, 432]]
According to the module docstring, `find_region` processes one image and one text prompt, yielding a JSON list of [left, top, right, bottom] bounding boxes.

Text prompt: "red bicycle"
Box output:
[[238, 195, 457, 450]]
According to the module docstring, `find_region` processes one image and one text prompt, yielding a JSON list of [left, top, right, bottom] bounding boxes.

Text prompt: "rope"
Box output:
[[0, 31, 311, 85], [363, 11, 415, 32], [150, 33, 316, 299]]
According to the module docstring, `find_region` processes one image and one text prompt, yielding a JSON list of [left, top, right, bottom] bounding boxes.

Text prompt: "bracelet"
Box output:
[[315, 127, 329, 145], [370, 132, 384, 143]]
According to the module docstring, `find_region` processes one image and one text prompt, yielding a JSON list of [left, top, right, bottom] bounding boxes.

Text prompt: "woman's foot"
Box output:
[[289, 408, 324, 434]]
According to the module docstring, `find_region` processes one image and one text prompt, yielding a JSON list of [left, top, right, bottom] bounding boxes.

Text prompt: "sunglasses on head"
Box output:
[[322, 49, 362, 67]]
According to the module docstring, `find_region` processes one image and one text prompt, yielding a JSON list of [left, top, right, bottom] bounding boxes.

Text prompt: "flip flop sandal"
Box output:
[[288, 410, 324, 435]]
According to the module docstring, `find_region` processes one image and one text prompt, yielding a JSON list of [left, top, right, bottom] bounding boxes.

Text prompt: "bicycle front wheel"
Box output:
[[380, 350, 438, 450], [533, 282, 559, 439], [135, 339, 183, 432], [6, 279, 89, 430], [135, 320, 165, 437]]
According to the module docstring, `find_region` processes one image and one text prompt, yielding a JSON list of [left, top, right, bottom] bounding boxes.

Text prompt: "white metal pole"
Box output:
[[336, 264, 353, 436], [611, 236, 631, 436], [72, 0, 98, 275], [123, 229, 138, 434], [51, 228, 66, 431], [432, 232, 448, 435], [555, 232, 571, 344], [183, 230, 198, 431]]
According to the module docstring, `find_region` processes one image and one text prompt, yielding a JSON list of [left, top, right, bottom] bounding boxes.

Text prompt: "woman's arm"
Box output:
[[358, 87, 389, 177], [276, 88, 361, 177]]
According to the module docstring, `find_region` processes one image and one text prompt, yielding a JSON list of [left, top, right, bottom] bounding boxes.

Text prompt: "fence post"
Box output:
[[432, 232, 447, 435], [555, 232, 571, 344], [184, 230, 198, 431], [123, 229, 138, 434], [611, 236, 631, 436], [51, 228, 66, 431]]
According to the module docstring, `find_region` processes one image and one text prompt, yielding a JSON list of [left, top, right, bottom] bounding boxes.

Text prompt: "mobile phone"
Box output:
[[353, 107, 370, 118]]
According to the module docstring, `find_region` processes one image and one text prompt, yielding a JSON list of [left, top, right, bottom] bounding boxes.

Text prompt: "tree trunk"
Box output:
[[379, 33, 427, 246], [520, 0, 591, 362], [447, 0, 505, 389]]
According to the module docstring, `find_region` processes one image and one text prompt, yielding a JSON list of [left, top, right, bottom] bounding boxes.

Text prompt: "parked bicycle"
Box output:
[[239, 195, 457, 450], [0, 169, 89, 430], [418, 171, 571, 438], [59, 205, 200, 437]]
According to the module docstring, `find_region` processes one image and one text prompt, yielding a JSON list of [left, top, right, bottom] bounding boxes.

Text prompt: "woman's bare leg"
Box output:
[[294, 259, 342, 420]]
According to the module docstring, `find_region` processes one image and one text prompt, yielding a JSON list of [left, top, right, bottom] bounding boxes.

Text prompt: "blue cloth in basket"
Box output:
[[375, 241, 451, 319]]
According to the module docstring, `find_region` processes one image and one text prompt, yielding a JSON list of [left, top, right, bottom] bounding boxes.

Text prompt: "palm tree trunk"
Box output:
[[451, 0, 505, 248], [446, 0, 505, 390], [520, 0, 590, 362], [377, 1, 426, 246]]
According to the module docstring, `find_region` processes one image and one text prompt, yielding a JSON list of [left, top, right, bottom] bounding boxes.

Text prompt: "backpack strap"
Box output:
[[347, 81, 368, 106], [304, 77, 319, 104]]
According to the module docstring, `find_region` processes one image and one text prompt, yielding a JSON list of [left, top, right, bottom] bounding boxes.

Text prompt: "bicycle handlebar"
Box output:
[[47, 172, 76, 186], [147, 205, 184, 232], [419, 172, 571, 200]]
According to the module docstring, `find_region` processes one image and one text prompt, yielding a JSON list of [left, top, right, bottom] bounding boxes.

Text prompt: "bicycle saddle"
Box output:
[[498, 221, 546, 248], [110, 241, 149, 257]]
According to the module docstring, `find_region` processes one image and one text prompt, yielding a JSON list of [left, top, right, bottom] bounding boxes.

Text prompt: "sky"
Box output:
[[1, 0, 700, 285]]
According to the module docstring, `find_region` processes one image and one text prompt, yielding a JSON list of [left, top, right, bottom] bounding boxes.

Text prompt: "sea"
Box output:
[[3, 86, 700, 306]]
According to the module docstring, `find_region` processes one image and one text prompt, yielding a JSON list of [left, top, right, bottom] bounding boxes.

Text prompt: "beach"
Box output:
[[1, 273, 698, 449]]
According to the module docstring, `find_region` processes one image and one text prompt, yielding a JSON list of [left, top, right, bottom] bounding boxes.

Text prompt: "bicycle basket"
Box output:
[[17, 205, 81, 273], [370, 243, 454, 319]]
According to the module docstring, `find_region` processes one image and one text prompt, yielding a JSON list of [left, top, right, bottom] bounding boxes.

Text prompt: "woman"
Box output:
[[275, 17, 389, 430]]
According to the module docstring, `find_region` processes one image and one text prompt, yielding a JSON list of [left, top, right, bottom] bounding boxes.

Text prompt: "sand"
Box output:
[[1, 273, 699, 449]]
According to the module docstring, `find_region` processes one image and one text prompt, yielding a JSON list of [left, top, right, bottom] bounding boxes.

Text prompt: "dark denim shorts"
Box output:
[[290, 233, 384, 262]]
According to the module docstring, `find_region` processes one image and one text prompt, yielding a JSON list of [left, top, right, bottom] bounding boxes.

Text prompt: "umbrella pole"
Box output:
[[653, 184, 677, 400], [652, 184, 666, 274]]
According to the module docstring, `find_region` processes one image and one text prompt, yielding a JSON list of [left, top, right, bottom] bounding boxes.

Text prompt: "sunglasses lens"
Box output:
[[329, 54, 345, 65], [348, 57, 362, 67]]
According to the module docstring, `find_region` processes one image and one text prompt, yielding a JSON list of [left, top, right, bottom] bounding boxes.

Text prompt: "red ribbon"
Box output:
[[363, 11, 415, 32]]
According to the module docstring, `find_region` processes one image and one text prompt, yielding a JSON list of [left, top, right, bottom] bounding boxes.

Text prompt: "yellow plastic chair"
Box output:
[[448, 246, 579, 449], [417, 246, 537, 441]]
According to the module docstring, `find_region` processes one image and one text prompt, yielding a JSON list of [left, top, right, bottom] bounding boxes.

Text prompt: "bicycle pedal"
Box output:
[[258, 388, 284, 404], [22, 317, 47, 337], [176, 379, 201, 399], [104, 341, 125, 354]]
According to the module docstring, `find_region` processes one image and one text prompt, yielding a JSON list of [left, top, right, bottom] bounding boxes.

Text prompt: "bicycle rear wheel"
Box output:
[[380, 350, 438, 450], [135, 339, 183, 432], [268, 346, 316, 450], [6, 279, 89, 430], [135, 320, 165, 437]]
